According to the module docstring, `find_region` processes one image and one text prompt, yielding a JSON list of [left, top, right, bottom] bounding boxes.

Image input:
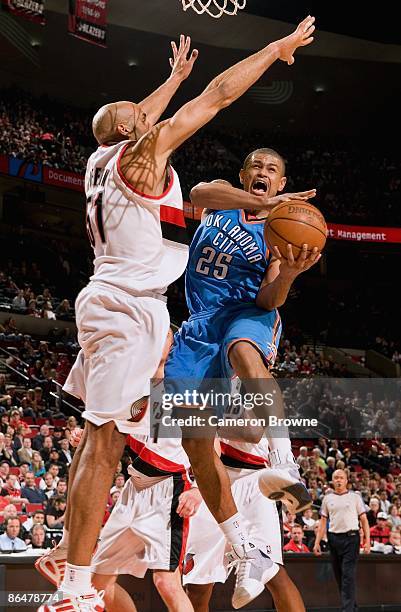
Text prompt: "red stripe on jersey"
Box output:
[[160, 205, 186, 228], [138, 446, 187, 474], [220, 441, 267, 466], [117, 144, 174, 201], [128, 435, 187, 474], [127, 436, 146, 455]]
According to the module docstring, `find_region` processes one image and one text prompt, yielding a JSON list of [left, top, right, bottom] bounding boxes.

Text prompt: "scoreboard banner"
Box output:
[[1, 0, 46, 25], [327, 222, 401, 244], [68, 0, 108, 48]]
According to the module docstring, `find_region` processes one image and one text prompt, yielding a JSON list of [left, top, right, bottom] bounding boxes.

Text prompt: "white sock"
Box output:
[[219, 512, 250, 549], [268, 436, 293, 465], [58, 528, 69, 548], [62, 563, 92, 595]]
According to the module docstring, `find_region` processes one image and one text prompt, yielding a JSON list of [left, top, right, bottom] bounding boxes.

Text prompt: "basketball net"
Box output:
[[181, 0, 246, 18]]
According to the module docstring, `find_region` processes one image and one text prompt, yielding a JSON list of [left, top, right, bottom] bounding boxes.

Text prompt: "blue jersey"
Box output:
[[186, 209, 270, 314]]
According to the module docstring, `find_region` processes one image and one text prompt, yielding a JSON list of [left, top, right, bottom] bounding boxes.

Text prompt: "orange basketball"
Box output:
[[264, 200, 327, 259]]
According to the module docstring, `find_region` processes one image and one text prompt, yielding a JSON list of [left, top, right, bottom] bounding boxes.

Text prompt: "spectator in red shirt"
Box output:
[[370, 512, 391, 545], [9, 409, 30, 434], [0, 474, 29, 504], [284, 525, 310, 553]]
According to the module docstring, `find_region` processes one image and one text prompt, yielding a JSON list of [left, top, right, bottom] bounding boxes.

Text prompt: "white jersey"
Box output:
[[85, 142, 188, 296]]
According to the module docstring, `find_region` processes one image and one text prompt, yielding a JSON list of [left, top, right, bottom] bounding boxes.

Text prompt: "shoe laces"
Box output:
[[77, 589, 104, 611], [226, 552, 252, 584], [51, 589, 104, 611]]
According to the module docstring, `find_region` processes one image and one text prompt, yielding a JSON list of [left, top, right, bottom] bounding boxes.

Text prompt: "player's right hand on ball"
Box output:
[[276, 15, 315, 65], [273, 243, 321, 279], [268, 189, 316, 207]]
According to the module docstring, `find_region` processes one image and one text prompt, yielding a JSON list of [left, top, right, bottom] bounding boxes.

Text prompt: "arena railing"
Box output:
[[0, 345, 82, 418]]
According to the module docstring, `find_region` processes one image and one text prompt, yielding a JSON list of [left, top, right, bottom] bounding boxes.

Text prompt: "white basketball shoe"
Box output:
[[258, 450, 312, 513]]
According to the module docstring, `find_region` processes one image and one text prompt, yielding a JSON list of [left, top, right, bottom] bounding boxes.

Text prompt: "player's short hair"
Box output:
[[242, 148, 286, 175]]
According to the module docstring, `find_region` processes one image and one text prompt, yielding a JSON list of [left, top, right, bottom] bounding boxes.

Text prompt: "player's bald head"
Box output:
[[92, 101, 142, 145]]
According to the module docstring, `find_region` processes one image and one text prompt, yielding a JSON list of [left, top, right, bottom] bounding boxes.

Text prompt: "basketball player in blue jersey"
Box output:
[[165, 148, 321, 607]]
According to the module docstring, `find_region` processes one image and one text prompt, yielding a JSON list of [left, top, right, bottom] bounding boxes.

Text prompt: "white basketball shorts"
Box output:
[[63, 282, 170, 434], [91, 474, 190, 577], [182, 469, 283, 585]]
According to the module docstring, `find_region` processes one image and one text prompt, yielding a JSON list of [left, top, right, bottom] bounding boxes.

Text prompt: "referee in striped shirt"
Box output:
[[314, 469, 370, 612]]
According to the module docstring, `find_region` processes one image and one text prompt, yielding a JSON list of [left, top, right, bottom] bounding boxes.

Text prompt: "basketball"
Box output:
[[264, 200, 327, 259]]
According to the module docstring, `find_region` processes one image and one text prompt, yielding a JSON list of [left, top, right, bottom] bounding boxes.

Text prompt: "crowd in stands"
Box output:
[[214, 129, 401, 226], [372, 336, 401, 366], [0, 89, 90, 175], [0, 323, 401, 554], [1, 88, 401, 225], [283, 439, 401, 555], [1, 260, 75, 322], [274, 339, 352, 379]]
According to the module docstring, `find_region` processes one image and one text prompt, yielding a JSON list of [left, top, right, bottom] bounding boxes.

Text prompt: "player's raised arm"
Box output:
[[120, 16, 315, 193], [153, 15, 315, 156], [139, 35, 199, 127], [190, 181, 317, 213]]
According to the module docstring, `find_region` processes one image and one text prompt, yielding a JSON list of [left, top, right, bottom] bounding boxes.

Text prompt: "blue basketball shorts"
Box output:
[[165, 303, 282, 383]]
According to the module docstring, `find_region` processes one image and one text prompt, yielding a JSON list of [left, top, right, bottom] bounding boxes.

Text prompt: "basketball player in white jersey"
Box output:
[[90, 434, 200, 612], [44, 427, 201, 612], [184, 437, 305, 611], [38, 19, 315, 611], [38, 331, 200, 611]]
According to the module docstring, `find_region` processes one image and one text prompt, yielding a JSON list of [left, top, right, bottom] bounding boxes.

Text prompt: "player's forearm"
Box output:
[[190, 183, 268, 211], [204, 42, 280, 107], [139, 74, 182, 127], [256, 271, 295, 311]]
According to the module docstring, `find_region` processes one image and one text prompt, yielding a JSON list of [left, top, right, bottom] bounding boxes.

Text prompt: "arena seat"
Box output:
[[26, 503, 44, 513]]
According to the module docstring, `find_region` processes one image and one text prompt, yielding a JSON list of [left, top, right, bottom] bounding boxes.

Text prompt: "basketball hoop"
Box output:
[[181, 0, 246, 18]]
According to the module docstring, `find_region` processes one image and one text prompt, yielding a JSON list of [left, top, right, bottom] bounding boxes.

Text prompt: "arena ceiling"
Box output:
[[244, 0, 401, 45]]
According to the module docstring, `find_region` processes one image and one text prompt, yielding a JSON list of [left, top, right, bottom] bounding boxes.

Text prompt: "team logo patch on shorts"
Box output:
[[128, 396, 149, 422], [183, 552, 195, 575]]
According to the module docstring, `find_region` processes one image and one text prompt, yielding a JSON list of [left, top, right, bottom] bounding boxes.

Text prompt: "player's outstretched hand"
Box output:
[[273, 243, 321, 279], [176, 487, 203, 518], [276, 16, 315, 65], [268, 189, 317, 207], [170, 34, 199, 82]]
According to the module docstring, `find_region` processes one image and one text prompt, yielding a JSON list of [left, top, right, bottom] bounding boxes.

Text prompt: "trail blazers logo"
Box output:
[[128, 397, 148, 422], [183, 552, 195, 575]]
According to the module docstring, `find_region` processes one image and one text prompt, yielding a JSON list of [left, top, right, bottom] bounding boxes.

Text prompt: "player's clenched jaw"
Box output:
[[239, 149, 287, 198], [92, 101, 150, 145]]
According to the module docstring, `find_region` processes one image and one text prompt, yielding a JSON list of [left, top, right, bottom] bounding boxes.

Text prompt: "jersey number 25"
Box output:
[[195, 246, 232, 280]]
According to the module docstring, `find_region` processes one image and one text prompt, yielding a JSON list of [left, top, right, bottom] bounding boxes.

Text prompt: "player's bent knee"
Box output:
[[153, 570, 183, 601], [229, 341, 268, 378]]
